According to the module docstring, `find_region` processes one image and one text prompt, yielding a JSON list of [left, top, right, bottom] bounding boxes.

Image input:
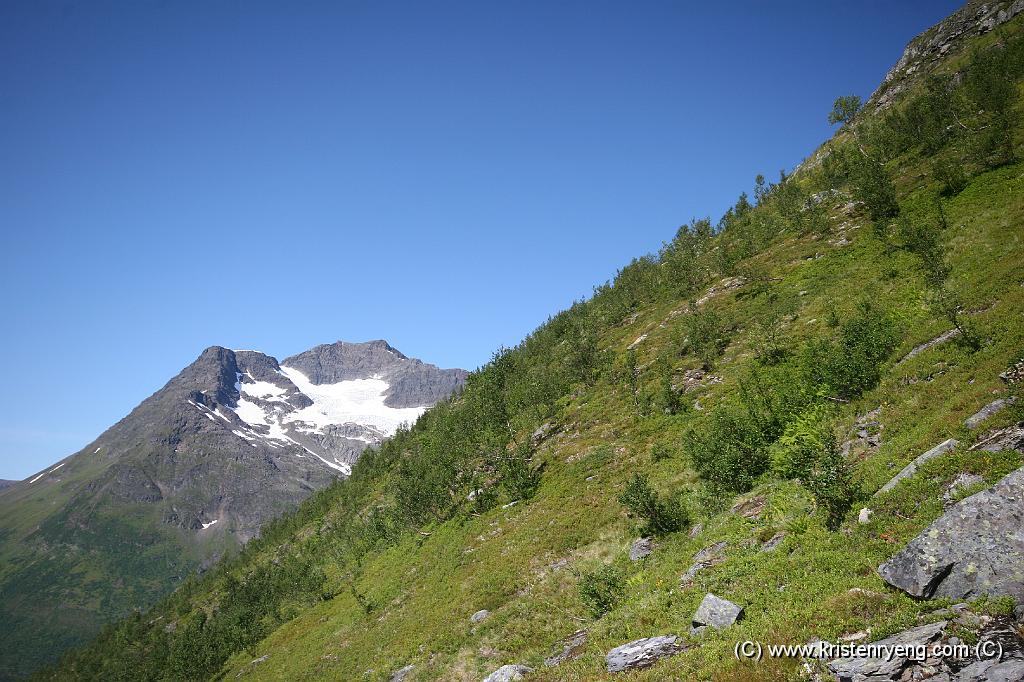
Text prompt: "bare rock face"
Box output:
[[605, 635, 684, 673], [878, 466, 1024, 601], [869, 0, 1024, 111], [965, 397, 1016, 429]]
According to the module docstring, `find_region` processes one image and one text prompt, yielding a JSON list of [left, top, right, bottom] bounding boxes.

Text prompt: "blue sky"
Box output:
[[0, 0, 962, 479]]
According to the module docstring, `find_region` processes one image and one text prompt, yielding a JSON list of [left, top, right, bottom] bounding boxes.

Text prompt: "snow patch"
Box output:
[[240, 378, 289, 401], [279, 366, 424, 436], [201, 519, 218, 530], [28, 462, 66, 484]]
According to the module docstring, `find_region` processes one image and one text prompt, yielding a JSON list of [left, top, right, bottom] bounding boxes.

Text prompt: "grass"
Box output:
[[191, 161, 1024, 681]]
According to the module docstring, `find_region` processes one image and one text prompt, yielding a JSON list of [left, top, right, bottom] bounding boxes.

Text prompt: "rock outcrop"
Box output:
[[965, 397, 1016, 429], [629, 537, 655, 561], [877, 438, 959, 495], [869, 0, 1024, 111], [605, 635, 684, 673], [878, 466, 1024, 601]]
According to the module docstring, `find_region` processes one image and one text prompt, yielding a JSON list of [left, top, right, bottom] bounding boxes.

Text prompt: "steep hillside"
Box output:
[[36, 2, 1024, 681], [0, 341, 465, 681]]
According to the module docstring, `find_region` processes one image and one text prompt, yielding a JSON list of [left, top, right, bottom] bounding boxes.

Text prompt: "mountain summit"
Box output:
[[0, 340, 466, 679]]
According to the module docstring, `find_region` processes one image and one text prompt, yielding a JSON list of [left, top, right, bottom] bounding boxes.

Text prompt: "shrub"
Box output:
[[617, 473, 689, 536], [800, 298, 899, 399], [685, 406, 769, 492], [770, 403, 833, 480], [650, 443, 674, 462], [805, 440, 860, 531], [684, 307, 728, 369], [578, 564, 625, 618], [498, 443, 543, 501]]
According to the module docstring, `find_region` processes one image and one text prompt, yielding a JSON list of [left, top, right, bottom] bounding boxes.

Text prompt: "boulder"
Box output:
[[858, 508, 872, 524], [965, 397, 1016, 429], [730, 495, 766, 519], [878, 466, 1024, 601], [692, 593, 743, 629], [629, 537, 655, 561], [876, 438, 959, 495], [605, 635, 683, 673], [471, 609, 490, 623], [826, 620, 947, 681], [481, 664, 532, 682]]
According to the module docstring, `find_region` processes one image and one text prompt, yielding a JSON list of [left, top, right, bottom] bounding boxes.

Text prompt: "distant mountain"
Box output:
[[0, 480, 14, 492], [0, 340, 466, 680]]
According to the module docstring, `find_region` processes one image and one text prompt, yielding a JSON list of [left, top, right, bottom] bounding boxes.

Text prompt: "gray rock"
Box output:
[[826, 620, 947, 681], [679, 561, 710, 588], [877, 438, 959, 495], [470, 609, 490, 623], [897, 329, 961, 365], [976, 424, 1024, 453], [1001, 358, 1024, 385], [629, 537, 655, 561], [481, 664, 532, 682], [390, 664, 414, 682], [605, 635, 683, 673], [941, 473, 985, 507], [692, 540, 728, 564], [530, 422, 555, 445], [692, 593, 744, 629], [688, 522, 704, 538], [761, 532, 786, 553], [544, 629, 587, 667], [858, 508, 873, 524], [878, 466, 1024, 601], [965, 397, 1016, 429], [283, 340, 468, 408], [956, 659, 1024, 682]]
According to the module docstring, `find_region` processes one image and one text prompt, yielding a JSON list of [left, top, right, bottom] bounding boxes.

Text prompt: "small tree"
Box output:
[[828, 95, 863, 126], [498, 443, 543, 501], [805, 440, 860, 531], [618, 473, 688, 536]]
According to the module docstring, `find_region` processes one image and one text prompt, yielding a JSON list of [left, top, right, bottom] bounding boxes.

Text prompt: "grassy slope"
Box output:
[[0, 452, 228, 680], [217, 158, 1023, 682], [37, 6, 1024, 682]]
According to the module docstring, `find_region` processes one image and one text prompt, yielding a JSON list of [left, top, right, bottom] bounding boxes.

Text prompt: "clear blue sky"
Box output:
[[0, 0, 962, 480]]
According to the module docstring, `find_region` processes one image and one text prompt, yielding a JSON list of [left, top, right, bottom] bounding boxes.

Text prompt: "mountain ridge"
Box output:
[[0, 339, 466, 680]]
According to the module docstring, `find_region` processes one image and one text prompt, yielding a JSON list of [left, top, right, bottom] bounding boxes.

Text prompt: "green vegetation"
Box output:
[[33, 9, 1024, 682], [617, 473, 689, 536]]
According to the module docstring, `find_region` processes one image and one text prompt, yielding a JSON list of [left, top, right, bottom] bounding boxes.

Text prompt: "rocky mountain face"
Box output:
[[869, 0, 1024, 110], [0, 340, 466, 680]]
